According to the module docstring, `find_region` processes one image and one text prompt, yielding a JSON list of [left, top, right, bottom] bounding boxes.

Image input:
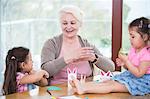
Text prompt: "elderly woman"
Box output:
[[41, 5, 115, 85]]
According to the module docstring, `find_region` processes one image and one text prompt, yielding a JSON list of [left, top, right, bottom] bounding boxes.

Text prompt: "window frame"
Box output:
[[112, 0, 123, 71]]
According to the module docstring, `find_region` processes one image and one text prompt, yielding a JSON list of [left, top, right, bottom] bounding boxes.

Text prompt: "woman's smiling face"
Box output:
[[60, 12, 81, 38]]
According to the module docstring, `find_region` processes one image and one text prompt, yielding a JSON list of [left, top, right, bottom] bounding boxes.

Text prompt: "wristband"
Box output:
[[91, 54, 98, 63]]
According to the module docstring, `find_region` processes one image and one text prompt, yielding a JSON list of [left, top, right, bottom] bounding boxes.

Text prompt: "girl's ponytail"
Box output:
[[3, 56, 17, 94], [3, 51, 18, 95]]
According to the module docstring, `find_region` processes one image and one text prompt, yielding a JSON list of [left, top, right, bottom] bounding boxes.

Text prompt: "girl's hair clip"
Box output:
[[148, 24, 150, 29], [11, 56, 16, 60], [139, 20, 143, 28]]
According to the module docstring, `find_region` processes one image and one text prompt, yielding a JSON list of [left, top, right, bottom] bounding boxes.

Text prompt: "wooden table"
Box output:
[[1, 83, 150, 99]]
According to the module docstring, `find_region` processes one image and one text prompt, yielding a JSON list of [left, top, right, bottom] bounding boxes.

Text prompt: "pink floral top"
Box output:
[[16, 72, 36, 92], [16, 72, 28, 92], [128, 46, 150, 74]]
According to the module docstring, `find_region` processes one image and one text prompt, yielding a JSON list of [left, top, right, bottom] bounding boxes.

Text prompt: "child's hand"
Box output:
[[119, 48, 128, 55], [118, 53, 128, 63], [43, 70, 49, 78], [116, 58, 124, 67]]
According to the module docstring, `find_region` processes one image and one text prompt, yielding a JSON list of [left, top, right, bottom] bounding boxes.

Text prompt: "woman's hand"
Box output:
[[64, 47, 95, 64], [78, 49, 96, 62]]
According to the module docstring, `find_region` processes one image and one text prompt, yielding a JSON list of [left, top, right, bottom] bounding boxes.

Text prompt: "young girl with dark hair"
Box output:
[[70, 17, 150, 96], [2, 47, 49, 95]]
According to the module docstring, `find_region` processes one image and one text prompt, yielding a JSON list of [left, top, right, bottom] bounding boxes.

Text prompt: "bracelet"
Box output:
[[91, 54, 98, 63]]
